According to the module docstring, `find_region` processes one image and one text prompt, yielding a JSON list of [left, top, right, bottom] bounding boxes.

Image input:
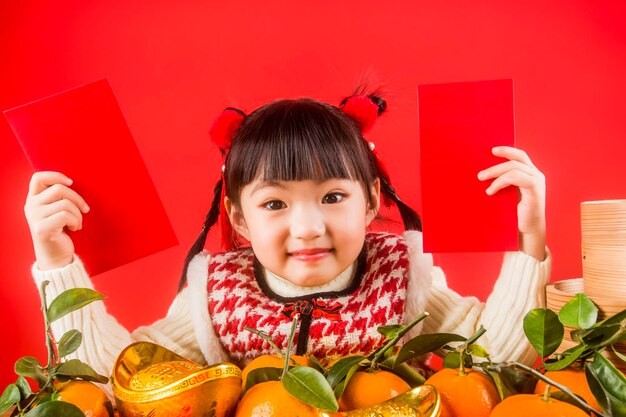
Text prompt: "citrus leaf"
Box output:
[[15, 357, 47, 387], [16, 376, 32, 399], [442, 351, 472, 369], [377, 324, 404, 339], [46, 288, 105, 323], [574, 323, 621, 346], [242, 367, 281, 394], [36, 392, 60, 405], [544, 344, 587, 371], [586, 353, 626, 416], [396, 333, 466, 365], [558, 293, 598, 330], [25, 400, 86, 417], [326, 356, 365, 388], [0, 384, 21, 414], [53, 359, 108, 384], [283, 366, 338, 411], [523, 308, 564, 358], [467, 344, 490, 359], [333, 363, 361, 399], [58, 330, 83, 358]]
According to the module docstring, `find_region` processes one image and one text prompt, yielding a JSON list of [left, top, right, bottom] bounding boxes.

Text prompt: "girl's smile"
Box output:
[[226, 178, 380, 287]]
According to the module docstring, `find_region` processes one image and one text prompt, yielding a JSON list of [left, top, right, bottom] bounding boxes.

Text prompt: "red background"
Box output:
[[1, 1, 625, 387]]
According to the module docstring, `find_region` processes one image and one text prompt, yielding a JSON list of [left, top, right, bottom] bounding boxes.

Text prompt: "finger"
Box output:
[[32, 183, 90, 213], [491, 146, 535, 168], [37, 199, 84, 230], [486, 170, 536, 195], [32, 211, 81, 238], [28, 171, 73, 196], [478, 160, 536, 181]]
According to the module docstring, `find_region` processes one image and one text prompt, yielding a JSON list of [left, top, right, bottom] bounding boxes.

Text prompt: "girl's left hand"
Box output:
[[477, 146, 546, 261]]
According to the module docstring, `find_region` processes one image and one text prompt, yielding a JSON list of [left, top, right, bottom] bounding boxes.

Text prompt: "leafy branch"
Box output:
[[0, 281, 108, 417]]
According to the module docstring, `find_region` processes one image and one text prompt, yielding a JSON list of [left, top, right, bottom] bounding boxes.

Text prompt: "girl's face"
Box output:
[[226, 177, 380, 287]]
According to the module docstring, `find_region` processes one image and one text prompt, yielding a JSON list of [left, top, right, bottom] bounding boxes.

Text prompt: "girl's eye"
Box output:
[[322, 193, 345, 204], [263, 200, 286, 211]]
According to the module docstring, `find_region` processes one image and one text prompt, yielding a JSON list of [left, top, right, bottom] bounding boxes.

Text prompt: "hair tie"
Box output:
[[339, 95, 381, 133], [209, 107, 246, 154]]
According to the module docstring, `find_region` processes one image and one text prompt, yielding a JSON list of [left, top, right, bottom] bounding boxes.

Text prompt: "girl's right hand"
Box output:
[[24, 171, 90, 270]]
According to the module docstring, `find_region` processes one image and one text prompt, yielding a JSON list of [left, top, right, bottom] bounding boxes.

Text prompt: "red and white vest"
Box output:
[[207, 232, 409, 366]]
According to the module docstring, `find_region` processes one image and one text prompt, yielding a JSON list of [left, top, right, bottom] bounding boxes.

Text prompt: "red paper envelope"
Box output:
[[418, 79, 518, 253], [5, 79, 178, 275]]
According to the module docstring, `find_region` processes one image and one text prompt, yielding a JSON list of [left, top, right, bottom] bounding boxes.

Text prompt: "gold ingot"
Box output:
[[112, 342, 242, 417], [342, 384, 440, 417]]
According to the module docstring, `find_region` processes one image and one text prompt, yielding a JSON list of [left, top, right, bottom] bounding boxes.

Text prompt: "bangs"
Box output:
[[225, 99, 375, 203]]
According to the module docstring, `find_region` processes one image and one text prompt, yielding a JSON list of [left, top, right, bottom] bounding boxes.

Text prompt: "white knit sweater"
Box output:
[[31, 231, 550, 399]]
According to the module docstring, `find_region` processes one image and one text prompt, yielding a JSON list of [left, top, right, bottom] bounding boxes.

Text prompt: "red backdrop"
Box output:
[[1, 1, 625, 387]]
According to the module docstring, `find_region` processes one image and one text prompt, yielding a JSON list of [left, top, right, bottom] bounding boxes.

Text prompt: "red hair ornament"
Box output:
[[209, 108, 246, 250], [339, 95, 380, 133]]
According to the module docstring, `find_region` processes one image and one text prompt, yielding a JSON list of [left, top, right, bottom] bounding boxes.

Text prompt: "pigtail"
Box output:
[[178, 177, 224, 292], [178, 107, 245, 292], [340, 91, 422, 232]]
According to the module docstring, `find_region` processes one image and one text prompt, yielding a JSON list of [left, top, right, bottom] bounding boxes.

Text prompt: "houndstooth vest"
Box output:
[[207, 232, 409, 366]]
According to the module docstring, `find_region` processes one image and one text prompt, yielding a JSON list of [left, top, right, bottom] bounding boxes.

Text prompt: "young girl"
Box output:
[[24, 91, 549, 398]]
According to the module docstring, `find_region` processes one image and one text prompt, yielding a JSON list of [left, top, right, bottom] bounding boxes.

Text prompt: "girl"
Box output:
[[24, 92, 549, 398]]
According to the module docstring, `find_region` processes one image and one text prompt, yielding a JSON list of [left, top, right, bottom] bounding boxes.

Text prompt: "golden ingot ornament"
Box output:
[[112, 342, 242, 417]]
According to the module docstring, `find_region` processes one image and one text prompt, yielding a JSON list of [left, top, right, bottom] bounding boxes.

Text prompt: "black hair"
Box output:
[[178, 93, 421, 292]]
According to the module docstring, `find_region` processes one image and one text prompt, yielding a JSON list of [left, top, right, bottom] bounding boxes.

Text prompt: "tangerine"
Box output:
[[533, 368, 599, 410], [56, 380, 114, 417], [424, 368, 499, 417], [241, 354, 311, 388], [234, 380, 318, 417], [490, 393, 589, 417], [337, 370, 410, 411]]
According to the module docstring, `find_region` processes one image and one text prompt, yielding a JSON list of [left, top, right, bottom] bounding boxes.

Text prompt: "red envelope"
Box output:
[[5, 79, 178, 275], [418, 79, 518, 253]]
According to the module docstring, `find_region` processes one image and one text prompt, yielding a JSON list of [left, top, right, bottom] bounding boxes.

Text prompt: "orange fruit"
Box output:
[[424, 368, 500, 417], [337, 370, 411, 411], [490, 393, 589, 416], [241, 354, 310, 388], [534, 368, 599, 410], [234, 380, 319, 417], [56, 380, 114, 417]]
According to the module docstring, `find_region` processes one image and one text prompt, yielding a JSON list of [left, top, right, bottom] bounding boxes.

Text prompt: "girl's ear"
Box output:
[[224, 197, 251, 241], [365, 178, 381, 226]]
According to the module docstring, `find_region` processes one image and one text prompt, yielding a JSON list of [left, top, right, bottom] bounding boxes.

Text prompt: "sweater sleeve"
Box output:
[[31, 254, 219, 399], [403, 230, 551, 365]]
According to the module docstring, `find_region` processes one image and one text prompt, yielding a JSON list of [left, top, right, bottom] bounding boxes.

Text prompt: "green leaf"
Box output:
[[15, 357, 47, 387], [25, 400, 86, 417], [16, 376, 32, 399], [242, 367, 282, 394], [326, 356, 365, 389], [37, 392, 60, 405], [53, 359, 109, 384], [467, 344, 490, 359], [396, 333, 466, 365], [523, 308, 564, 358], [574, 323, 621, 346], [544, 344, 587, 371], [46, 288, 105, 323], [0, 384, 21, 415], [283, 366, 338, 411], [558, 293, 598, 329], [377, 324, 404, 340], [586, 353, 626, 417], [57, 330, 83, 358], [442, 351, 472, 369], [333, 363, 361, 399]]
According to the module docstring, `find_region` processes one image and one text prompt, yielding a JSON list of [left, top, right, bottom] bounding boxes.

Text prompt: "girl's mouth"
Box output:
[[289, 248, 332, 262]]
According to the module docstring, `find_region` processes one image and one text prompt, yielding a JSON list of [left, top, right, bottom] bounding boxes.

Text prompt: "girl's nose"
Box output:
[[290, 204, 326, 240]]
